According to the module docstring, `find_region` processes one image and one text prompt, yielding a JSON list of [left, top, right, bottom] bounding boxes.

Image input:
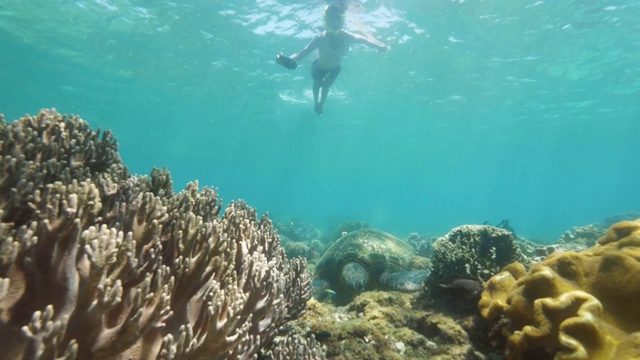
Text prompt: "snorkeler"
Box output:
[[276, 3, 390, 115]]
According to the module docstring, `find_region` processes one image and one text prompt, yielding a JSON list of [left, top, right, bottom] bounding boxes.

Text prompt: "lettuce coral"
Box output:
[[478, 219, 640, 360]]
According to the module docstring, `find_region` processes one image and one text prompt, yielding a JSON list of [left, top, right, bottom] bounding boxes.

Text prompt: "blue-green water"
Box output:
[[1, 0, 638, 240]]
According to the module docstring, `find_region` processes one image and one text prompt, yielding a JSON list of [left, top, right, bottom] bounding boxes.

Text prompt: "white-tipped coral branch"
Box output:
[[0, 109, 319, 360]]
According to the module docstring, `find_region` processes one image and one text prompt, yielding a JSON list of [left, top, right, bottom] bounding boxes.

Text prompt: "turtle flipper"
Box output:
[[380, 270, 431, 292]]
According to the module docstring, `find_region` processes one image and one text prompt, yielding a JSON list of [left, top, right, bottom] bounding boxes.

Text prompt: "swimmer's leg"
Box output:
[[313, 80, 322, 115], [311, 60, 325, 115], [317, 68, 341, 115]]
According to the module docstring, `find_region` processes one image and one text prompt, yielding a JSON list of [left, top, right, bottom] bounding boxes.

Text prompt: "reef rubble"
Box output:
[[290, 291, 489, 360]]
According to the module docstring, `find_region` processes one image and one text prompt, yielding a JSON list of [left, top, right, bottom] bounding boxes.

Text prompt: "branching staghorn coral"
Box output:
[[0, 109, 318, 360]]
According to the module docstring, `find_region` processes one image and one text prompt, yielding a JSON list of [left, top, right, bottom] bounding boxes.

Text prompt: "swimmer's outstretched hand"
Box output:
[[276, 52, 298, 70]]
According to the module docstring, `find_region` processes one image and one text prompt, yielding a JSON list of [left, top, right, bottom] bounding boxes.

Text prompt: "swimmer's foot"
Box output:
[[314, 102, 324, 116]]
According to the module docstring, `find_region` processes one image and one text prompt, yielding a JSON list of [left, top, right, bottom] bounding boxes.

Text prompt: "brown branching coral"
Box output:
[[0, 109, 318, 360], [0, 109, 127, 227]]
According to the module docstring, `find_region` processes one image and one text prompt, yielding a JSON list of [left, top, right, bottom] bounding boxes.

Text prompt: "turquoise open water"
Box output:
[[1, 0, 638, 240]]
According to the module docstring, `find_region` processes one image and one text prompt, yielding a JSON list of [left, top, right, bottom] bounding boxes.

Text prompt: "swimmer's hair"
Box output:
[[326, 0, 348, 11], [325, 3, 346, 18]]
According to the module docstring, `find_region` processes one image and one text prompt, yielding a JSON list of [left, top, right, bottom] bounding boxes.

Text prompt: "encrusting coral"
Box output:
[[0, 109, 318, 359], [478, 219, 640, 360]]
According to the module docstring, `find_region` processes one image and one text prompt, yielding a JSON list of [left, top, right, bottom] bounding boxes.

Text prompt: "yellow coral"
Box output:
[[479, 219, 640, 360]]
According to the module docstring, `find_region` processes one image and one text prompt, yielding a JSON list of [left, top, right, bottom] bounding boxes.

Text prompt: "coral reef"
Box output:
[[329, 221, 370, 241], [428, 225, 528, 285], [274, 220, 325, 264], [274, 219, 322, 243], [283, 241, 313, 260], [479, 219, 640, 360], [0, 109, 318, 359], [483, 219, 517, 235], [603, 212, 640, 228], [557, 224, 606, 249], [532, 244, 565, 261], [406, 232, 437, 257], [514, 237, 547, 259]]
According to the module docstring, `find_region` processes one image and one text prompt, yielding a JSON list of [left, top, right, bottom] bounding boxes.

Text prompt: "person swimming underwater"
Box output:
[[277, 3, 390, 115]]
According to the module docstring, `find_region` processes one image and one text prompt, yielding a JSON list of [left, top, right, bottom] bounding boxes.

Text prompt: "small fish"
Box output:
[[315, 289, 337, 302], [438, 279, 484, 296]]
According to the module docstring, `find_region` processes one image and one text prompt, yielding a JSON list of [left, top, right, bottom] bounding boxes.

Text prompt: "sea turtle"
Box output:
[[312, 228, 430, 303]]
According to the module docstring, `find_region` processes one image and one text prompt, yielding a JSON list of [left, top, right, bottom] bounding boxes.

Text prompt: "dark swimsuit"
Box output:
[[312, 59, 342, 83]]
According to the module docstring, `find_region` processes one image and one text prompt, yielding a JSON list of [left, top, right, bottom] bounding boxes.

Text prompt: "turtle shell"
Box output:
[[314, 228, 416, 294]]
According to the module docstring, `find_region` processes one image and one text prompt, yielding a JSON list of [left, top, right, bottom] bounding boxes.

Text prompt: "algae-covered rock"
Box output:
[[292, 292, 486, 360]]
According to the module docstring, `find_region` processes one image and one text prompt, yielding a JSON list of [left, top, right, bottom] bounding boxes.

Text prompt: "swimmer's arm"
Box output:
[[347, 31, 390, 52], [290, 36, 321, 61]]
